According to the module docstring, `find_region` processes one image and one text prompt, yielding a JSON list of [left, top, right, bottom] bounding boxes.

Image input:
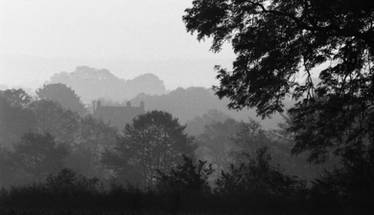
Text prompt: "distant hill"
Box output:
[[130, 87, 284, 129], [49, 66, 166, 103]]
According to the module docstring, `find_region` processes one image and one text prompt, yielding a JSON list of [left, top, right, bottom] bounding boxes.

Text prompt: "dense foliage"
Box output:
[[183, 0, 374, 163], [182, 1, 374, 212], [1, 152, 372, 215]]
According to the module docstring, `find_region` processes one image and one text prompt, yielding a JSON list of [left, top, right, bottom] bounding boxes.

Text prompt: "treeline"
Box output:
[[1, 88, 374, 214], [0, 86, 319, 188], [0, 87, 117, 186], [0, 153, 305, 215], [0, 151, 373, 215]]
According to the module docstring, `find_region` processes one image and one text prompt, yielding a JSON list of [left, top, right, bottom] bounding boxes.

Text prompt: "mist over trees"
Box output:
[[1, 0, 374, 214], [185, 109, 231, 136], [131, 87, 285, 128], [103, 111, 195, 187], [36, 83, 87, 116], [0, 89, 118, 186], [46, 66, 284, 129]]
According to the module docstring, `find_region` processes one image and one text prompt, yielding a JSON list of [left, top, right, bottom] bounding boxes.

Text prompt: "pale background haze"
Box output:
[[0, 0, 235, 89]]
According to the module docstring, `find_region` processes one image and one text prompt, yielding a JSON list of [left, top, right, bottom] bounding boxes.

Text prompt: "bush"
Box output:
[[156, 155, 213, 193]]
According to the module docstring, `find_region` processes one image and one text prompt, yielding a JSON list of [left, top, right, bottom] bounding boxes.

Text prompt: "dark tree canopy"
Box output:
[[184, 0, 374, 162]]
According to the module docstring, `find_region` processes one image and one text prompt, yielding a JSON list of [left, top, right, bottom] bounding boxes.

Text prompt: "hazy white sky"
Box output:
[[0, 0, 234, 89]]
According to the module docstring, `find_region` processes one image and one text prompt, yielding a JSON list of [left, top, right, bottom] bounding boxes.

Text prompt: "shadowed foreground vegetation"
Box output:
[[1, 150, 374, 215]]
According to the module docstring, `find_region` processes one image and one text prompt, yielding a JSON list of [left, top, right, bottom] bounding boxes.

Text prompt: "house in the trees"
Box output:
[[92, 100, 145, 128]]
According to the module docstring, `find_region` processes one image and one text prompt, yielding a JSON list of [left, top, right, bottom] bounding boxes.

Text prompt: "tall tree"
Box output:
[[37, 83, 87, 116], [183, 0, 374, 162], [103, 111, 195, 187]]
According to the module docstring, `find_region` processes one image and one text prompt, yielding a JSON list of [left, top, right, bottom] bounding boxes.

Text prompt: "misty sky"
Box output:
[[0, 0, 235, 89]]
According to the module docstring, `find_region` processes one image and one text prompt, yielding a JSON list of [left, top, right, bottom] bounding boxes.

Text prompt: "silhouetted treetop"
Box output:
[[184, 0, 374, 115], [156, 155, 213, 193], [216, 147, 305, 197], [184, 0, 374, 162]]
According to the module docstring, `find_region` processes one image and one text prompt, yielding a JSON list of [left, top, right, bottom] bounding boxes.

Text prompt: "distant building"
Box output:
[[92, 100, 145, 128]]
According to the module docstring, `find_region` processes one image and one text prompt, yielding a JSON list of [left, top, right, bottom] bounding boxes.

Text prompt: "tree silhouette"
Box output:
[[103, 111, 195, 187], [156, 156, 213, 215], [183, 0, 374, 162], [37, 83, 86, 116], [156, 155, 213, 193], [310, 144, 374, 209]]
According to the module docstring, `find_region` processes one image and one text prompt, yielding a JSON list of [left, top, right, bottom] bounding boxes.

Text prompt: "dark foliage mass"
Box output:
[[1, 153, 373, 215], [216, 147, 304, 197], [156, 155, 213, 194], [183, 0, 374, 163]]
